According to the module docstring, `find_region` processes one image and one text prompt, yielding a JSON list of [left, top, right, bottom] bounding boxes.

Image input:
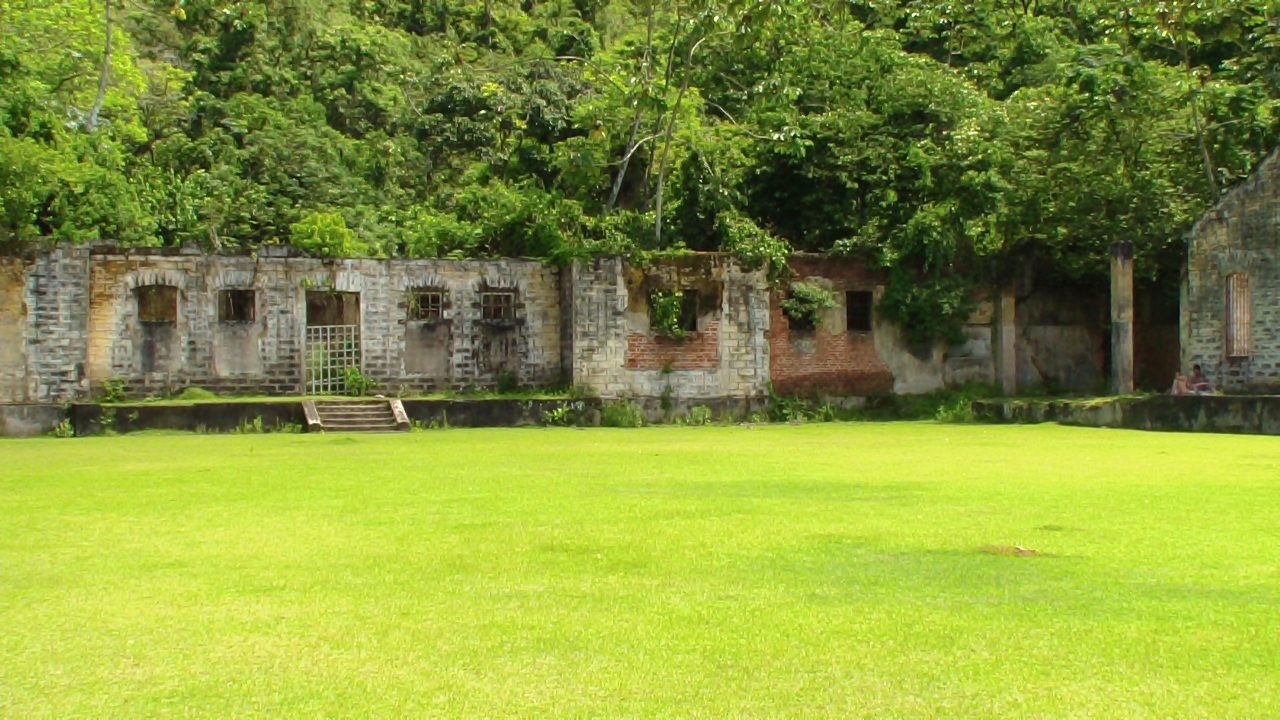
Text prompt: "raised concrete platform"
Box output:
[[973, 395, 1280, 435], [63, 398, 607, 435], [0, 404, 66, 437]]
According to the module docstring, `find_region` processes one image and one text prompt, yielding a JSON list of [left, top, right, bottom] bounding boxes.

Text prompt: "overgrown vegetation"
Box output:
[[99, 379, 126, 404], [342, 368, 379, 397], [779, 282, 836, 331], [649, 289, 687, 341], [5, 1, 1272, 344], [601, 399, 645, 427], [174, 386, 217, 401]]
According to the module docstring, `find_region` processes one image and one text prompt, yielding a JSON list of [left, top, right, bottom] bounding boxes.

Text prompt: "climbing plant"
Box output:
[[649, 289, 687, 341], [779, 282, 836, 331]]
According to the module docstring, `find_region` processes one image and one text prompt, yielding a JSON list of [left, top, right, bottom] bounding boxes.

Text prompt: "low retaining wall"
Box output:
[[629, 396, 767, 424], [0, 404, 66, 437], [400, 399, 603, 427], [66, 398, 606, 434], [70, 402, 307, 436], [973, 395, 1280, 435]]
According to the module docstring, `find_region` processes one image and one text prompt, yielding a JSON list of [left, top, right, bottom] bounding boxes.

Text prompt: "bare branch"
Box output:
[[86, 0, 112, 132]]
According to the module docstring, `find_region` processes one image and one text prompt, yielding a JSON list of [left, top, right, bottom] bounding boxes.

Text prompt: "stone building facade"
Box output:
[[769, 256, 895, 396], [564, 255, 772, 400], [1183, 148, 1280, 392], [0, 245, 1112, 404], [1, 246, 561, 402]]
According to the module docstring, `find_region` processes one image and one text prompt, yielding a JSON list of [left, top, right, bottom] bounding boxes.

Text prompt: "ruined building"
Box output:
[[1, 245, 1112, 404], [1183, 148, 1280, 392]]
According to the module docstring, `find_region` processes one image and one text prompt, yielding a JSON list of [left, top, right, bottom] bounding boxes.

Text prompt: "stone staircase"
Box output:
[[304, 399, 409, 433]]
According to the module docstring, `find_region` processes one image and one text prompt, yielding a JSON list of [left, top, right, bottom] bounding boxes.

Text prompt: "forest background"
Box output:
[[3, 0, 1278, 342]]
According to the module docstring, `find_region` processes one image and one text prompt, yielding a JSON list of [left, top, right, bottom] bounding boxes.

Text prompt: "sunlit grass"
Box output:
[[2, 423, 1277, 717]]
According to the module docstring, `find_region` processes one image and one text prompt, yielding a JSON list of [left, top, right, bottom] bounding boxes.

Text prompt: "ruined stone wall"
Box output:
[[74, 248, 561, 398], [1015, 281, 1108, 392], [1184, 149, 1280, 392], [86, 250, 300, 396], [0, 259, 28, 402], [5, 247, 93, 402], [3, 244, 1134, 403], [768, 257, 894, 395], [566, 255, 770, 399]]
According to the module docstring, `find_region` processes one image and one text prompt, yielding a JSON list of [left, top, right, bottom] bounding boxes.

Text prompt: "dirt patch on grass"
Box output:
[[979, 545, 1041, 557]]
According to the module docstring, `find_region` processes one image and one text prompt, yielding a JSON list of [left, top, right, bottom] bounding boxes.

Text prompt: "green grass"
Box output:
[[2, 424, 1278, 717]]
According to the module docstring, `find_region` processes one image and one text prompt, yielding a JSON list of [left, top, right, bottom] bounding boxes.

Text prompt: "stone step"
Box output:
[[316, 401, 390, 407], [319, 409, 395, 418], [322, 417, 396, 427], [309, 399, 408, 433]]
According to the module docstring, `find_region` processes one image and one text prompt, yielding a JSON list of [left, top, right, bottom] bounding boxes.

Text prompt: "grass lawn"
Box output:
[[2, 423, 1278, 717]]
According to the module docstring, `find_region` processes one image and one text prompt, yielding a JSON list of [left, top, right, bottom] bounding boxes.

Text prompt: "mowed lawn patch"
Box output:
[[2, 423, 1278, 717]]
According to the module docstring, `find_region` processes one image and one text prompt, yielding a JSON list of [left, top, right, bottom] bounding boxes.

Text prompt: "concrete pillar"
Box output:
[[995, 282, 1017, 396], [1111, 242, 1135, 394]]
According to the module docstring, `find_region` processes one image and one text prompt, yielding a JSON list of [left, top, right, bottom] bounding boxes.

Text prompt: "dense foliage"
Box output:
[[779, 281, 836, 331], [4, 0, 1278, 340]]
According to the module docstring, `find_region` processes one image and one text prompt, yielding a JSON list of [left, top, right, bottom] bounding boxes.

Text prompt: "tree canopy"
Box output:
[[4, 0, 1278, 340]]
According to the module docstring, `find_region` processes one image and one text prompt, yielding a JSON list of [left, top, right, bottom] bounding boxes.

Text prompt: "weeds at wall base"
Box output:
[[601, 400, 645, 428]]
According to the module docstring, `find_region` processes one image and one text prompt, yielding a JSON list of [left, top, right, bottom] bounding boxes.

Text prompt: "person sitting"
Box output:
[[1170, 372, 1191, 395], [1189, 364, 1213, 393]]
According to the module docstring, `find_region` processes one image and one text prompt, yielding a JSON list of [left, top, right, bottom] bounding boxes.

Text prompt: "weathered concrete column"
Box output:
[[1111, 241, 1135, 394], [995, 281, 1017, 396]]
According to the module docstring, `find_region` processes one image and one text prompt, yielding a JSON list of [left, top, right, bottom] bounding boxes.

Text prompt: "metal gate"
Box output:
[[305, 324, 360, 394]]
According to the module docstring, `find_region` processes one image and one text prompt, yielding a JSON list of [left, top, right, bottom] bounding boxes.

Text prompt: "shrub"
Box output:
[[343, 367, 379, 396], [542, 405, 572, 426], [686, 405, 714, 426], [878, 267, 976, 349], [290, 211, 369, 258], [601, 400, 644, 428], [175, 386, 217, 401], [401, 209, 481, 259], [718, 211, 790, 282], [780, 282, 836, 331], [649, 289, 686, 340], [496, 371, 520, 394], [100, 378, 127, 403]]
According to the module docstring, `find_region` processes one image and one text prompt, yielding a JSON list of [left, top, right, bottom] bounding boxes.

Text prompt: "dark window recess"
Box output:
[[136, 285, 178, 324], [409, 290, 445, 322], [481, 291, 516, 322], [218, 289, 255, 323], [678, 292, 699, 333], [307, 291, 360, 326], [650, 290, 702, 336], [846, 291, 873, 332]]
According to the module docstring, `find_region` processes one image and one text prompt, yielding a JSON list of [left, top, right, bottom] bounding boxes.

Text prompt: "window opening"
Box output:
[[677, 292, 699, 333], [847, 291, 873, 332], [649, 289, 700, 340], [481, 291, 516, 322], [1226, 273, 1252, 357], [136, 285, 178, 324], [218, 289, 255, 323], [409, 290, 445, 322], [306, 291, 360, 326]]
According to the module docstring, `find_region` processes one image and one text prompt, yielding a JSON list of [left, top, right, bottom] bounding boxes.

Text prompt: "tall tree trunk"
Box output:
[[607, 7, 656, 211], [86, 0, 113, 132], [653, 34, 711, 247], [1181, 38, 1220, 197]]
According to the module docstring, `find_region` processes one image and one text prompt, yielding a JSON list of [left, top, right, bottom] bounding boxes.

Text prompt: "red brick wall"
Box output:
[[768, 257, 894, 395], [625, 321, 721, 370]]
